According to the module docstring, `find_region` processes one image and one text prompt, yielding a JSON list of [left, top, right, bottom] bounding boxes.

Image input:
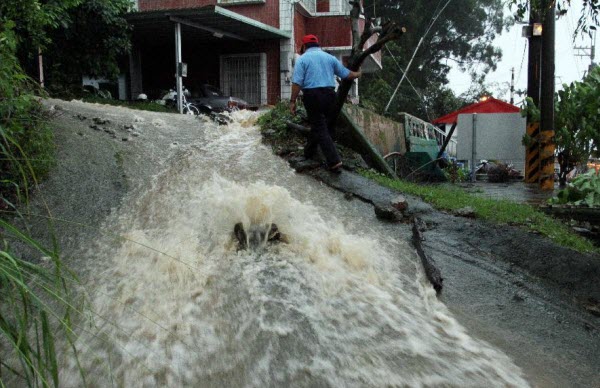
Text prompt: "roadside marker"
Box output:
[[525, 122, 540, 183]]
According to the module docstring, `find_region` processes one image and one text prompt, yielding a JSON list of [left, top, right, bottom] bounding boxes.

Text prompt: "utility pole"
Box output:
[[524, 6, 542, 184], [539, 0, 556, 190], [510, 67, 515, 104], [594, 30, 598, 72], [575, 30, 597, 74]]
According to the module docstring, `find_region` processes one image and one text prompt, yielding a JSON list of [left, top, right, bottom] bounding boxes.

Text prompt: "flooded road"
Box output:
[[52, 110, 529, 386]]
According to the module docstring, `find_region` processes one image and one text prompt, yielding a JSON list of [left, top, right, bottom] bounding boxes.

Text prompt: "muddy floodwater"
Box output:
[[43, 110, 529, 386]]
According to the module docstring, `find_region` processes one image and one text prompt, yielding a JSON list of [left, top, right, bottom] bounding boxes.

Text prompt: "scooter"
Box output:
[[160, 87, 200, 115]]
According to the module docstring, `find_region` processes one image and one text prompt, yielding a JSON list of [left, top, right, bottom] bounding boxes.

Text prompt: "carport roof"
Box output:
[[126, 5, 292, 41], [432, 97, 520, 125]]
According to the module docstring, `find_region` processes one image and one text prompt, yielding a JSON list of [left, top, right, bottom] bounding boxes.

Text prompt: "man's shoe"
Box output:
[[329, 161, 343, 174], [303, 152, 317, 161]]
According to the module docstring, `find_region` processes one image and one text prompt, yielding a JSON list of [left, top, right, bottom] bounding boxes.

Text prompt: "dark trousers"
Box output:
[[302, 87, 341, 167]]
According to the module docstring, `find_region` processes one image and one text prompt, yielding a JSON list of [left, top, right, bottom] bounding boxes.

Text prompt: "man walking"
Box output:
[[290, 34, 361, 172]]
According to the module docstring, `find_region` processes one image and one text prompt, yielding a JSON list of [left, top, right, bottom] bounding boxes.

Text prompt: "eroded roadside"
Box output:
[[283, 162, 600, 386]]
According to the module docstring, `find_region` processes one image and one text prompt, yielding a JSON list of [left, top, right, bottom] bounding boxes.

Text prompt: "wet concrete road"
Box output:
[[310, 168, 600, 386], [423, 215, 600, 387], [459, 181, 556, 205]]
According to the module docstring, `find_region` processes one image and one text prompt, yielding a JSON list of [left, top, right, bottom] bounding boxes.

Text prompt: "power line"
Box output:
[[384, 45, 432, 120], [516, 40, 527, 86], [574, 30, 597, 75], [383, 0, 454, 114], [566, 10, 584, 78]]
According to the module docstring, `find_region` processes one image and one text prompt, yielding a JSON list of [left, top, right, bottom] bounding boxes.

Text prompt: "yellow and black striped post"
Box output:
[[538, 129, 555, 190], [538, 0, 556, 191], [524, 122, 540, 183]]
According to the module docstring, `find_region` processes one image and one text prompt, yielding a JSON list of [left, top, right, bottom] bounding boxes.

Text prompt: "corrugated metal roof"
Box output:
[[432, 98, 520, 125], [126, 5, 291, 42]]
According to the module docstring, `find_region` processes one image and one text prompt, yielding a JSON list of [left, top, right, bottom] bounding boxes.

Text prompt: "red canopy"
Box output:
[[432, 97, 520, 125]]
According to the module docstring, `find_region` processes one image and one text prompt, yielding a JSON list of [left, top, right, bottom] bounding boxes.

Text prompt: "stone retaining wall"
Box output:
[[343, 105, 407, 157]]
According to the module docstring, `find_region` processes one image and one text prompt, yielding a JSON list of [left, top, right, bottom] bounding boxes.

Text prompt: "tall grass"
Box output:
[[0, 220, 83, 387], [1, 22, 82, 387]]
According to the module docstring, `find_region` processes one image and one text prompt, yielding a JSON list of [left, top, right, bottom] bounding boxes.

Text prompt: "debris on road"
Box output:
[[412, 217, 443, 295]]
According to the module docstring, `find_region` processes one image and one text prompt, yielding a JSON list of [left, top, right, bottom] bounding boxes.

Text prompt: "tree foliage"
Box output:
[[523, 66, 600, 186], [45, 0, 132, 86], [554, 66, 600, 185], [0, 0, 131, 91], [360, 0, 509, 119], [0, 23, 54, 202], [0, 0, 81, 51]]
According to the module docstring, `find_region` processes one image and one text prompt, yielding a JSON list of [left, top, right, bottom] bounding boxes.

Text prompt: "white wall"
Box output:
[[456, 113, 526, 173]]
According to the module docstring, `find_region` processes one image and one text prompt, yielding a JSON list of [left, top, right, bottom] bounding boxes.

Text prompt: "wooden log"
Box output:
[[411, 217, 443, 294], [286, 121, 311, 137]]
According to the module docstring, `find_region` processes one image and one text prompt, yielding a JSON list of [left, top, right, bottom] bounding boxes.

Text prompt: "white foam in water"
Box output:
[[59, 111, 529, 387]]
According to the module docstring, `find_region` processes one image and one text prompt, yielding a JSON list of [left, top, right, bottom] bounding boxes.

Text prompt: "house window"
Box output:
[[220, 53, 267, 106]]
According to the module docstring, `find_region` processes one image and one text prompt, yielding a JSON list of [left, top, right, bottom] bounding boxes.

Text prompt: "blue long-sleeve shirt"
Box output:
[[292, 47, 351, 89]]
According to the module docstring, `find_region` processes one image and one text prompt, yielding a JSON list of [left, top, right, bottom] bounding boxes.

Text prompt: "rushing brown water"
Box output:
[[58, 111, 528, 387]]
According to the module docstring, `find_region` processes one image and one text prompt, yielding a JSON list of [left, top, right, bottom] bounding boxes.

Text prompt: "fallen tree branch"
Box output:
[[286, 121, 311, 136], [411, 217, 443, 294], [331, 1, 406, 123]]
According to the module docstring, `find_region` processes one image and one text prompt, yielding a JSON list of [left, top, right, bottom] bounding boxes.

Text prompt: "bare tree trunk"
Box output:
[[331, 1, 406, 122], [325, 1, 406, 177]]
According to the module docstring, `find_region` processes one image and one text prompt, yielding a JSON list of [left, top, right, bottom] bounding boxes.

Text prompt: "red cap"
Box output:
[[302, 34, 319, 45]]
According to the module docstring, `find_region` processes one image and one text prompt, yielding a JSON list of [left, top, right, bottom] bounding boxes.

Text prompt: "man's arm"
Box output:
[[345, 71, 362, 80], [290, 83, 301, 115], [332, 56, 361, 81]]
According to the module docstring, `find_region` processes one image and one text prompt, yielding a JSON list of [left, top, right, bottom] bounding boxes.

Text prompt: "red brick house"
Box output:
[[126, 0, 382, 105]]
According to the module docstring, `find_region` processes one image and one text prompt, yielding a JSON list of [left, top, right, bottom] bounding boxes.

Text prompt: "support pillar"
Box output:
[[437, 122, 457, 160], [38, 48, 44, 88], [279, 0, 294, 101], [175, 22, 183, 114], [470, 114, 477, 182], [128, 45, 143, 100]]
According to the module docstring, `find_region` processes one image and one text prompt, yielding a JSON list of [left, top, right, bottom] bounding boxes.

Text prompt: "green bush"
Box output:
[[442, 162, 468, 183], [257, 101, 303, 138], [0, 23, 55, 204], [550, 170, 600, 207]]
